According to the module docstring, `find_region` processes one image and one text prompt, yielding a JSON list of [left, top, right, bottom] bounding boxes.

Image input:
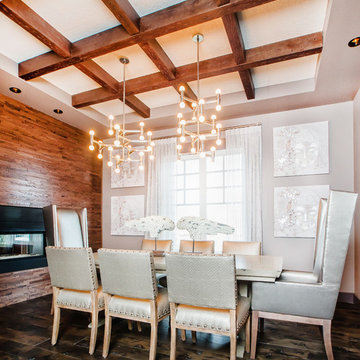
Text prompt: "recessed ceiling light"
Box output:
[[53, 109, 63, 114], [9, 87, 21, 94], [348, 37, 360, 47]]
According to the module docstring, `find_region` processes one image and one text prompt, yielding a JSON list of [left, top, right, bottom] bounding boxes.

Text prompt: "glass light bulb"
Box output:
[[192, 102, 197, 108], [199, 135, 206, 141], [139, 135, 145, 141], [114, 140, 120, 146], [179, 101, 185, 109], [177, 127, 182, 134], [199, 99, 205, 105], [180, 119, 186, 126], [216, 139, 222, 145], [179, 85, 185, 92], [98, 153, 103, 159], [177, 113, 183, 119], [211, 115, 216, 120], [107, 161, 113, 167], [115, 168, 120, 174], [191, 147, 196, 154], [109, 114, 114, 120], [147, 145, 152, 151], [89, 144, 95, 151], [216, 105, 222, 111], [216, 89, 221, 94], [151, 141, 155, 147], [211, 146, 216, 152], [200, 152, 205, 158], [192, 116, 197, 121], [108, 146, 113, 151], [89, 130, 95, 136], [216, 123, 222, 129], [176, 144, 182, 150], [139, 151, 144, 157], [139, 122, 145, 127], [199, 115, 205, 123], [139, 165, 144, 171], [180, 136, 185, 143], [149, 154, 155, 160], [108, 129, 114, 135], [147, 131, 152, 136], [211, 129, 217, 135], [116, 154, 120, 159], [114, 124, 120, 130]]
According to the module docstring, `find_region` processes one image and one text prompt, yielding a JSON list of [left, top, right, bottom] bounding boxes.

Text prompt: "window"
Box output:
[[175, 150, 244, 252]]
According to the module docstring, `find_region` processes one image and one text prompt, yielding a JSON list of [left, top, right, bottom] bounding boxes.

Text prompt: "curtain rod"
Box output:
[[152, 122, 262, 141]]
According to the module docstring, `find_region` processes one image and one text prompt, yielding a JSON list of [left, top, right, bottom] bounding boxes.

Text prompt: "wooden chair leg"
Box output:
[[50, 296, 54, 315], [51, 287, 60, 346], [191, 331, 197, 344], [250, 311, 259, 359], [245, 315, 251, 353], [230, 309, 237, 360], [137, 321, 142, 332], [181, 329, 186, 341], [128, 320, 133, 331], [323, 320, 334, 360], [149, 300, 158, 360], [89, 291, 98, 355], [170, 304, 177, 360], [102, 295, 112, 358]]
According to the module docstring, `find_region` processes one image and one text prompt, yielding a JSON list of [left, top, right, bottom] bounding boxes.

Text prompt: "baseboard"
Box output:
[[338, 292, 360, 304]]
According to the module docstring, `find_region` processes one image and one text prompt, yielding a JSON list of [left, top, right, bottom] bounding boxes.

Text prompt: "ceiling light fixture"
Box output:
[[176, 34, 222, 161], [53, 108, 63, 114], [89, 57, 154, 172], [348, 37, 360, 47], [9, 87, 21, 94]]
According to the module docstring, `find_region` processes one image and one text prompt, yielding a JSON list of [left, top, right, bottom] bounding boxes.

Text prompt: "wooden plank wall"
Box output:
[[0, 93, 102, 307]]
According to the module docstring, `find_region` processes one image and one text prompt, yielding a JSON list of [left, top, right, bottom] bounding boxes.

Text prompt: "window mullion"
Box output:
[[199, 157, 207, 219]]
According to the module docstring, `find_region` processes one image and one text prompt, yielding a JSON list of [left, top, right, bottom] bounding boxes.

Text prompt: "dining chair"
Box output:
[[142, 239, 172, 252], [179, 240, 214, 254], [45, 246, 104, 355], [250, 190, 358, 360], [43, 205, 88, 247], [166, 253, 250, 360], [222, 241, 261, 255], [98, 249, 170, 359]]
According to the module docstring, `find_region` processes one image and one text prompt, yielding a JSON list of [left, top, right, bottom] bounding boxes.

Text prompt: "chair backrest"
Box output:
[[312, 198, 328, 282], [222, 241, 261, 255], [46, 247, 98, 291], [98, 249, 157, 300], [179, 240, 214, 254], [142, 239, 172, 251], [165, 253, 237, 309], [322, 190, 357, 285], [43, 205, 88, 247]]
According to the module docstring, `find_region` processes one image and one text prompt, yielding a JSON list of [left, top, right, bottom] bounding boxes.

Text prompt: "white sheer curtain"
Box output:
[[146, 137, 177, 240], [225, 125, 262, 243]]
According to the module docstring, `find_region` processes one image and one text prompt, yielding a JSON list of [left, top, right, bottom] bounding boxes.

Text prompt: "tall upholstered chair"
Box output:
[[98, 249, 170, 359], [222, 241, 261, 255], [250, 190, 358, 360], [43, 205, 88, 247], [166, 253, 250, 360], [142, 239, 172, 252], [46, 247, 104, 355], [179, 240, 214, 254]]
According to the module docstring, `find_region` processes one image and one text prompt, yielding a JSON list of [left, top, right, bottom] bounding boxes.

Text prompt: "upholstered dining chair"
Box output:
[[166, 253, 250, 360], [222, 241, 261, 255], [46, 247, 104, 355], [179, 240, 214, 254], [98, 249, 170, 359], [250, 190, 358, 360], [142, 239, 172, 252], [43, 205, 88, 247]]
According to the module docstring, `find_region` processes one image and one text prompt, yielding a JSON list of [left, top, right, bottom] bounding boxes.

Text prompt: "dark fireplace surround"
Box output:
[[0, 205, 47, 274]]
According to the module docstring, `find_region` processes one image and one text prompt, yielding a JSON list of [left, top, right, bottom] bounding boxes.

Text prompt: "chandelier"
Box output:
[[89, 57, 154, 173], [176, 33, 222, 160]]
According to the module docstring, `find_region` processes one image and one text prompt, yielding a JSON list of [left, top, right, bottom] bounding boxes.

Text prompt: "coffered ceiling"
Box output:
[[0, 0, 359, 137]]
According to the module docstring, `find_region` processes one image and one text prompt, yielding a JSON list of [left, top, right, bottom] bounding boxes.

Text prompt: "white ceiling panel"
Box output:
[[156, 19, 232, 67], [239, 0, 327, 49], [0, 13, 50, 62], [130, 0, 185, 17], [137, 87, 179, 109], [253, 54, 319, 88], [93, 45, 159, 81], [41, 66, 100, 95], [90, 99, 133, 117], [23, 0, 119, 43], [188, 73, 244, 99]]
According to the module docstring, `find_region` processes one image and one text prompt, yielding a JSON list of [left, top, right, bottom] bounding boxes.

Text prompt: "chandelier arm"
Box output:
[[122, 60, 126, 143]]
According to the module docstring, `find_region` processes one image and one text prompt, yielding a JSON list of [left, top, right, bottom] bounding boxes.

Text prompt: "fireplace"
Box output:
[[0, 205, 47, 273]]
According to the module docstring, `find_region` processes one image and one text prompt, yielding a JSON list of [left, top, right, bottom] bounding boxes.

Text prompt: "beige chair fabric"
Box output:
[[142, 239, 172, 252], [222, 241, 261, 255], [43, 205, 88, 247], [45, 247, 103, 355], [98, 249, 170, 359], [165, 253, 250, 360], [179, 240, 214, 254]]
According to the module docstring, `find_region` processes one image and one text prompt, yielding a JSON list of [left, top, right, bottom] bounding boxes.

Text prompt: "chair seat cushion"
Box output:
[[175, 297, 250, 333], [57, 287, 104, 310], [108, 287, 169, 320], [279, 270, 319, 284]]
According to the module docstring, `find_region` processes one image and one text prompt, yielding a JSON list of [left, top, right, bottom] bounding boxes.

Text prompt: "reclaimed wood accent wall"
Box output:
[[0, 93, 102, 306]]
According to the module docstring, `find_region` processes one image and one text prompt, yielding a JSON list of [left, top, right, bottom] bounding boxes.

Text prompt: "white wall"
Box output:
[[102, 101, 355, 292]]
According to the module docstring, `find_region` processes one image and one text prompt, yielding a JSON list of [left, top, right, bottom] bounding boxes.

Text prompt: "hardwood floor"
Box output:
[[0, 295, 359, 359]]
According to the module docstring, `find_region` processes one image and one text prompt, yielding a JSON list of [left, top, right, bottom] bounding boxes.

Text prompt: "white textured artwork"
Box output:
[[274, 185, 329, 238], [273, 121, 329, 176], [111, 151, 144, 188], [111, 195, 144, 235]]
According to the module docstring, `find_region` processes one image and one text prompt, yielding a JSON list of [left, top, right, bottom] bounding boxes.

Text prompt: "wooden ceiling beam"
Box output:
[[18, 0, 277, 80], [101, 0, 140, 35], [72, 32, 322, 108], [0, 0, 71, 58], [215, 0, 231, 6], [222, 13, 255, 99]]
